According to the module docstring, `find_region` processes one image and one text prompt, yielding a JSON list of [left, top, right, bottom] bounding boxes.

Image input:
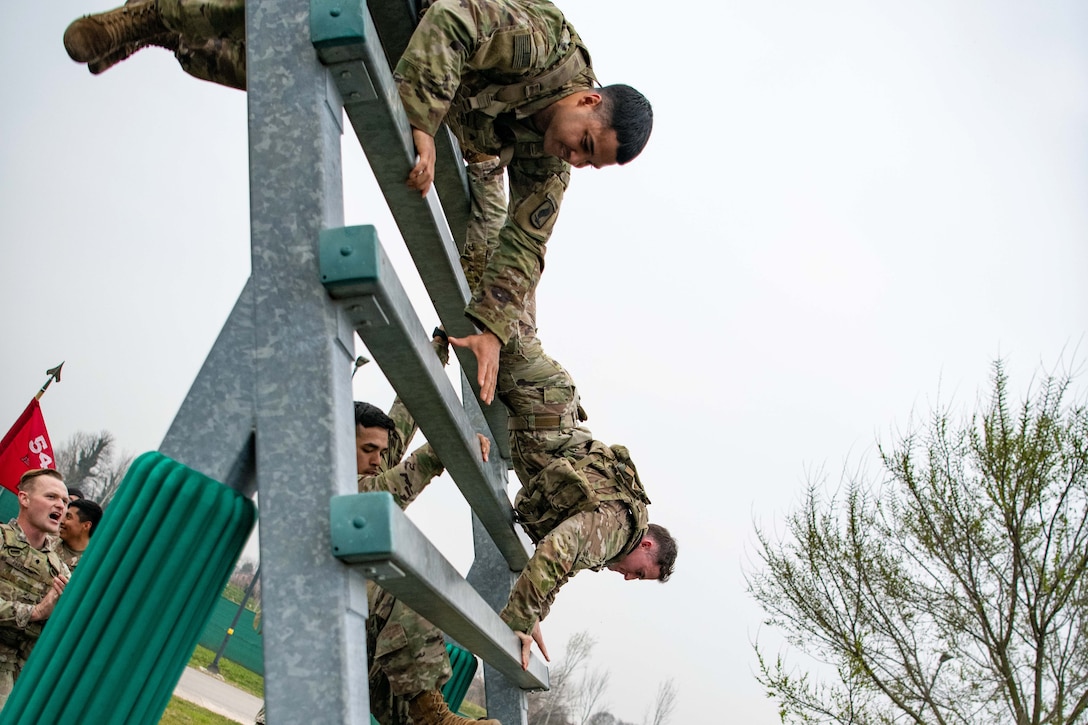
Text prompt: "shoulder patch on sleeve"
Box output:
[[529, 197, 557, 229]]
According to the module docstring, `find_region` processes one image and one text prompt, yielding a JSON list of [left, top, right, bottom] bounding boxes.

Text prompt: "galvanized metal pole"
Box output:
[[247, 1, 369, 722]]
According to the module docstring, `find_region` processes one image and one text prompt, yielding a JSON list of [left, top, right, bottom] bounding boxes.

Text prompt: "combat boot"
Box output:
[[64, 0, 168, 64], [407, 689, 501, 725]]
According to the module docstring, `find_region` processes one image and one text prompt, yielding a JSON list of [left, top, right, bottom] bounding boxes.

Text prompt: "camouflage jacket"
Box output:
[[47, 537, 83, 572], [395, 0, 597, 344], [499, 499, 636, 634], [0, 522, 69, 656]]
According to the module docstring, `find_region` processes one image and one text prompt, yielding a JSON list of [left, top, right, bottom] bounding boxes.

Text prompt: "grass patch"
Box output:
[[188, 644, 265, 698], [459, 700, 487, 719], [222, 582, 260, 611], [159, 696, 239, 724]]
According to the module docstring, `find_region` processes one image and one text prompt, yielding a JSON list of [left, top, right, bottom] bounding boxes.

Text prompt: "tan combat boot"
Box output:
[[407, 689, 501, 725], [63, 0, 168, 64]]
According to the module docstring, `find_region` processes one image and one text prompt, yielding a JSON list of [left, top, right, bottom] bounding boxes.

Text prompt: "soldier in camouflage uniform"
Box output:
[[0, 469, 72, 709], [255, 336, 498, 725], [63, 0, 246, 88], [49, 498, 103, 572], [396, 0, 653, 407], [357, 393, 498, 725], [63, 0, 654, 404], [456, 162, 678, 669]]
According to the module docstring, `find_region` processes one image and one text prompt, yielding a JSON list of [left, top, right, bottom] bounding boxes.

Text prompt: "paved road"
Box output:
[[173, 666, 262, 724]]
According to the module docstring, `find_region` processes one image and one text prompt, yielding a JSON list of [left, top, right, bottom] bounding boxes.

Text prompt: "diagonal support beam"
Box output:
[[319, 225, 531, 571], [159, 277, 256, 495], [330, 492, 548, 690], [310, 0, 510, 459]]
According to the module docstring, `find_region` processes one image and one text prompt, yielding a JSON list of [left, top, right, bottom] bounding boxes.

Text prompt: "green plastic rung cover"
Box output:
[[1, 451, 257, 725], [310, 0, 367, 55], [319, 225, 383, 294], [442, 642, 478, 713], [330, 490, 398, 562]]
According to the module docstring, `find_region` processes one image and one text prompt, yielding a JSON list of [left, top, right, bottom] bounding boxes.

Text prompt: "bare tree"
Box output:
[[643, 679, 677, 725], [572, 668, 610, 725], [587, 714, 624, 725], [55, 430, 132, 505], [749, 360, 1088, 724], [530, 631, 594, 725]]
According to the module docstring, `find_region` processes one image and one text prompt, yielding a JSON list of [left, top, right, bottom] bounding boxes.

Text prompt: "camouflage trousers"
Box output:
[[462, 156, 594, 484], [0, 646, 26, 712], [366, 582, 450, 724], [139, 0, 247, 89], [158, 0, 244, 41]]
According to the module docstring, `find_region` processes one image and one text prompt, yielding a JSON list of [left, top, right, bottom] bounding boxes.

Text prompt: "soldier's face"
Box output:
[[541, 92, 619, 169], [355, 425, 390, 476], [20, 475, 69, 536], [59, 507, 87, 545], [606, 537, 661, 581]]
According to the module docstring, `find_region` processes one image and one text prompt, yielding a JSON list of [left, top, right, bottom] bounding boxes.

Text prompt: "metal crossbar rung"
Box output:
[[331, 492, 548, 690], [359, 0, 471, 243], [319, 225, 531, 571], [309, 0, 510, 459], [160, 277, 257, 494]]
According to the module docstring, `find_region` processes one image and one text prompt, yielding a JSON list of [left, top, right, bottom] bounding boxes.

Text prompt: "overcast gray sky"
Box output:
[[2, 1, 1087, 722]]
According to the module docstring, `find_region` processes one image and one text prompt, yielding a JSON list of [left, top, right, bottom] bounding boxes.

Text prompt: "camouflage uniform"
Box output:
[[47, 537, 83, 572], [364, 339, 454, 724], [72, 0, 247, 89], [494, 316, 651, 634], [155, 0, 591, 346], [255, 341, 456, 725], [458, 163, 651, 635], [0, 522, 70, 709], [74, 0, 591, 340], [157, 0, 247, 89], [396, 0, 596, 345]]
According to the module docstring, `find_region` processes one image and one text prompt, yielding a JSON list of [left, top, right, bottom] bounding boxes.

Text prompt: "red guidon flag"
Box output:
[[0, 399, 56, 493]]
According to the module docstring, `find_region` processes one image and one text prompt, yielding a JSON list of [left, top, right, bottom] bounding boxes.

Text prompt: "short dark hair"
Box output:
[[70, 498, 104, 537], [598, 84, 653, 165], [354, 401, 395, 432], [647, 523, 677, 582], [18, 468, 64, 492], [67, 487, 85, 500]]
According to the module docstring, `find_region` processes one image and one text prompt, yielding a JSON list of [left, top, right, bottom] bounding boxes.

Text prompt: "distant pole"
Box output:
[[208, 564, 261, 675], [35, 362, 64, 400]]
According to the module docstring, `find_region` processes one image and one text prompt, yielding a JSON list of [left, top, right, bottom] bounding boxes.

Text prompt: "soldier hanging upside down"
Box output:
[[63, 0, 655, 407], [458, 163, 678, 670]]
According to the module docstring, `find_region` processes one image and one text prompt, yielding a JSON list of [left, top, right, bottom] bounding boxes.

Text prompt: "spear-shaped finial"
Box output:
[[35, 362, 64, 401]]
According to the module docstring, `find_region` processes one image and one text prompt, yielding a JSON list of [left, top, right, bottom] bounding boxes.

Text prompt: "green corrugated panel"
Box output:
[[0, 451, 256, 725], [442, 643, 478, 713], [0, 490, 19, 525], [198, 596, 265, 674]]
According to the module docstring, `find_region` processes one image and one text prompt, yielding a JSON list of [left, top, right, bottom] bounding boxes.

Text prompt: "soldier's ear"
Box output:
[[578, 91, 602, 108]]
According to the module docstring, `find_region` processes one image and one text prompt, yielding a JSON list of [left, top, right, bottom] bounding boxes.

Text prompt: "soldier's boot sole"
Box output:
[[63, 0, 168, 64], [87, 32, 180, 75]]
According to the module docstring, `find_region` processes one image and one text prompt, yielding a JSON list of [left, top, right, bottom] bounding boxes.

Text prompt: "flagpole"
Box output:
[[35, 362, 64, 401]]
